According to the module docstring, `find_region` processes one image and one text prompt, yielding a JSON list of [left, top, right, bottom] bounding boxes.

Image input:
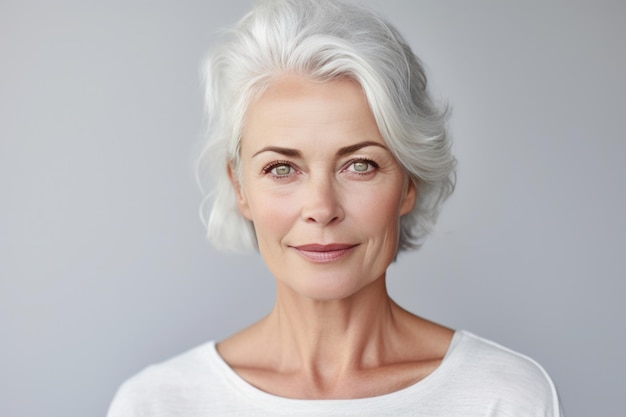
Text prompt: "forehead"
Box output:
[[241, 75, 384, 152]]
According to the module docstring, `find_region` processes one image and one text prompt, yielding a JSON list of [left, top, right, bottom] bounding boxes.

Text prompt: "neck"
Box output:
[[217, 273, 454, 399], [262, 277, 403, 375]]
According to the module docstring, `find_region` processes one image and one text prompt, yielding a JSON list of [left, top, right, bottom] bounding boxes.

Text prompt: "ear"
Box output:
[[399, 177, 417, 216], [227, 163, 253, 220]]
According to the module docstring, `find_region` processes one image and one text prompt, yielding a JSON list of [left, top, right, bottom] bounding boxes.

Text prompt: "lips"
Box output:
[[291, 243, 358, 263]]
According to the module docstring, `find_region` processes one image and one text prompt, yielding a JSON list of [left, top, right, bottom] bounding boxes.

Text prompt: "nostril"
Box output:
[[306, 214, 339, 224], [302, 198, 343, 225]]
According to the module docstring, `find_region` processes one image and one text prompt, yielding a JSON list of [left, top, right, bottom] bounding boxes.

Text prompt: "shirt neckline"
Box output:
[[205, 330, 467, 411]]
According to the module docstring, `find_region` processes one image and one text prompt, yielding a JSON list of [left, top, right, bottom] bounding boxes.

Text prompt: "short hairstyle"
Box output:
[[198, 0, 456, 252]]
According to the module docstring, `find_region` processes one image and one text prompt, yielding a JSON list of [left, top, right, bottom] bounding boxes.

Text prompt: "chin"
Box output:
[[277, 270, 383, 302]]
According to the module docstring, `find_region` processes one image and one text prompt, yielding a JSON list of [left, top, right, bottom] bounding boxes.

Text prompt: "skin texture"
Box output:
[[219, 75, 453, 399]]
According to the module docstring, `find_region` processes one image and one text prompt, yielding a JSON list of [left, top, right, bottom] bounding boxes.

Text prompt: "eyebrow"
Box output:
[[336, 141, 388, 157], [252, 141, 388, 158]]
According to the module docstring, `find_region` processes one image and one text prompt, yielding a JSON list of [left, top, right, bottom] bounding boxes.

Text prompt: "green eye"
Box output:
[[272, 164, 292, 176], [352, 161, 370, 172]]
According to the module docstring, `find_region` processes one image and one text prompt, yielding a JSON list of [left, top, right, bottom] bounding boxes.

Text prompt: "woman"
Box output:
[[108, 0, 562, 415]]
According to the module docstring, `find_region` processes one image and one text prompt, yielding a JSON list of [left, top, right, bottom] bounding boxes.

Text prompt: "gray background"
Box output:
[[1, 1, 624, 416]]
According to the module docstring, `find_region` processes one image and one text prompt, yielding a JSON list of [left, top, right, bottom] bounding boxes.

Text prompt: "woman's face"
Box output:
[[232, 75, 416, 301]]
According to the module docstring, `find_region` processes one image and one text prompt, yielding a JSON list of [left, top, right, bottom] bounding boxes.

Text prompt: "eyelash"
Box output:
[[344, 158, 379, 175], [262, 160, 295, 177], [261, 158, 379, 178]]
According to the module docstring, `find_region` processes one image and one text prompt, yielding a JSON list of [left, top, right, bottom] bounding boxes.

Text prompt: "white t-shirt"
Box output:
[[107, 331, 562, 416]]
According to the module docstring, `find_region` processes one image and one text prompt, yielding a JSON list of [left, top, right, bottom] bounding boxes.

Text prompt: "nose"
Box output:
[[301, 175, 344, 225]]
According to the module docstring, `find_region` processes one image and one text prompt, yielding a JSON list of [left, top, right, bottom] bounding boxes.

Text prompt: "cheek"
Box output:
[[246, 191, 298, 235], [351, 184, 405, 223]]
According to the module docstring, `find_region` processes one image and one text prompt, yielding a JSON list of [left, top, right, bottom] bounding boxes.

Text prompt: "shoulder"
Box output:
[[107, 341, 225, 417], [454, 331, 555, 386], [443, 331, 562, 416], [122, 341, 217, 390]]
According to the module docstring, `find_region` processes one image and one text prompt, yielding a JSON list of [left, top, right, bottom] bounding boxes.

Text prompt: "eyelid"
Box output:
[[342, 158, 379, 174], [261, 160, 293, 173], [260, 157, 378, 177], [261, 160, 300, 179]]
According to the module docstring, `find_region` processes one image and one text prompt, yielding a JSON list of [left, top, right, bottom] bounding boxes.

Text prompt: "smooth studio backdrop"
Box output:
[[1, 1, 624, 416]]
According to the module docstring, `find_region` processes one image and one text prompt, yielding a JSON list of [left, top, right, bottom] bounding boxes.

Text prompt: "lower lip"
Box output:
[[294, 246, 357, 263]]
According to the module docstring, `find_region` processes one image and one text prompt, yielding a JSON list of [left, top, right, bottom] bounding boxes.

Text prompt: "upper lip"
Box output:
[[292, 243, 358, 252]]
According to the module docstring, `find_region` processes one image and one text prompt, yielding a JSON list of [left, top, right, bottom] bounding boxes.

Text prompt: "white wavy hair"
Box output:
[[198, 0, 456, 252]]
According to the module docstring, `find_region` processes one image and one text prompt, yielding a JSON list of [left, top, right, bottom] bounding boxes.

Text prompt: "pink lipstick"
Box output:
[[292, 243, 358, 263]]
